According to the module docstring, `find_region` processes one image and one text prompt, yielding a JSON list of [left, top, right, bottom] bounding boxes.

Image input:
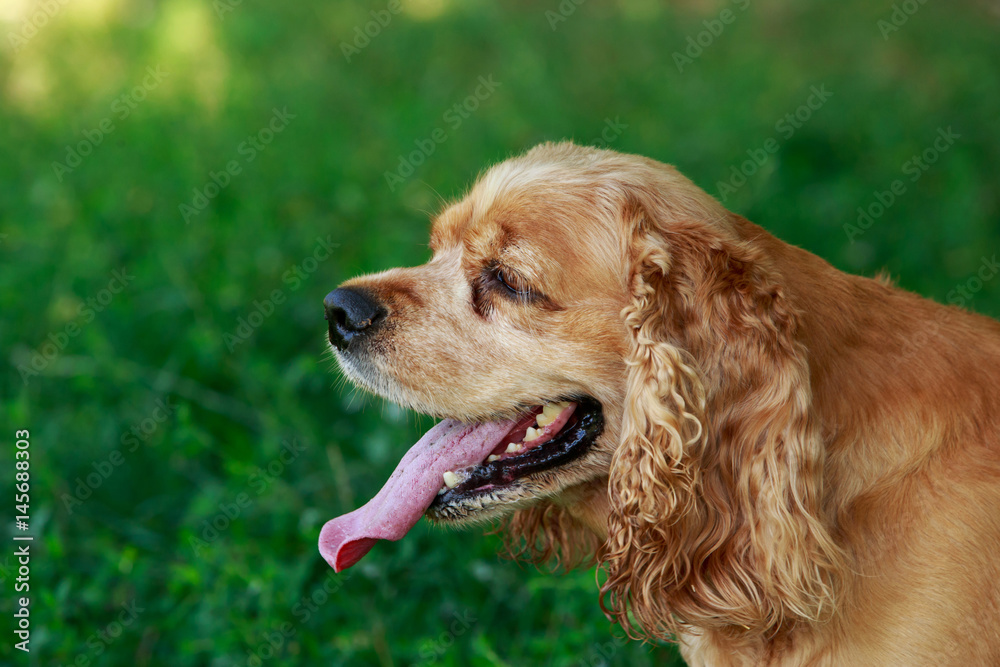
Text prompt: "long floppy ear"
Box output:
[[601, 205, 843, 640]]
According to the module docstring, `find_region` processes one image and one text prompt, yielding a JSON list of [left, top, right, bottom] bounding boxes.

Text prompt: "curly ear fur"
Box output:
[[601, 209, 844, 640]]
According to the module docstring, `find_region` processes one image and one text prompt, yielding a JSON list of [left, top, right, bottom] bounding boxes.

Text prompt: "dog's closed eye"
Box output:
[[490, 263, 535, 300], [471, 262, 551, 316]]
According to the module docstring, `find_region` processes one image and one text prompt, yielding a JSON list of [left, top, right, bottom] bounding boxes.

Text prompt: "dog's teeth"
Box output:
[[506, 443, 522, 453], [443, 471, 459, 488], [524, 427, 542, 441], [537, 402, 570, 427], [487, 455, 500, 462]]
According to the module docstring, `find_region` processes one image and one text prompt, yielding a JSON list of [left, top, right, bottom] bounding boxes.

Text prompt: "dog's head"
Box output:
[[321, 142, 842, 639]]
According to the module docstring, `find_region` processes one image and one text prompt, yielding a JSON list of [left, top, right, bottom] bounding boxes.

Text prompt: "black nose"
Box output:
[[324, 287, 385, 351]]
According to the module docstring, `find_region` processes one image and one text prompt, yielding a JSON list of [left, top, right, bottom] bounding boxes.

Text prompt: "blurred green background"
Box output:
[[1, 0, 998, 665]]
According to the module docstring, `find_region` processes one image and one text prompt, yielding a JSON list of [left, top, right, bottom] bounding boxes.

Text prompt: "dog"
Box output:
[[319, 142, 1000, 666]]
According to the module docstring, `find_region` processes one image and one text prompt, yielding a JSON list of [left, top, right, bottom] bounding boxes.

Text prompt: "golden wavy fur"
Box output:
[[334, 142, 1000, 665]]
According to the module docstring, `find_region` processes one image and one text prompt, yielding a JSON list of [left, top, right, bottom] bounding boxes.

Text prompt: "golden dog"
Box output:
[[320, 143, 1000, 666]]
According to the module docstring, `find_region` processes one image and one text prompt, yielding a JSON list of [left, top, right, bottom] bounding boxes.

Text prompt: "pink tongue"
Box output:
[[318, 417, 518, 572]]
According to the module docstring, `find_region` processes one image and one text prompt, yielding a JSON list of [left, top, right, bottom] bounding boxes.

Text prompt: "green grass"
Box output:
[[1, 0, 998, 665]]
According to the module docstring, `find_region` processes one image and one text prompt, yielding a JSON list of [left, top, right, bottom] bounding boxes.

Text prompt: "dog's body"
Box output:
[[323, 143, 1000, 666], [670, 223, 1000, 665]]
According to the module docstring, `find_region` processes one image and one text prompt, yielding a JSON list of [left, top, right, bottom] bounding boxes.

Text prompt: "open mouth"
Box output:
[[429, 397, 604, 516], [318, 397, 604, 572]]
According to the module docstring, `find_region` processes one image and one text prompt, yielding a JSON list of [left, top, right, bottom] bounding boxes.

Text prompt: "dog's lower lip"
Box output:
[[428, 397, 604, 512]]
